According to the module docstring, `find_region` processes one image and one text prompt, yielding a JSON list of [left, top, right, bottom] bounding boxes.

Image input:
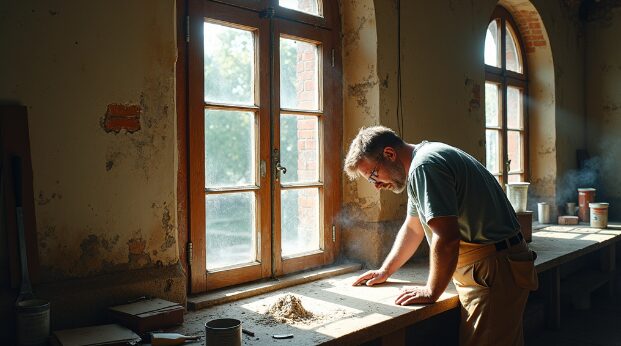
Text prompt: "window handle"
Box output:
[[276, 162, 287, 175], [272, 149, 287, 182]]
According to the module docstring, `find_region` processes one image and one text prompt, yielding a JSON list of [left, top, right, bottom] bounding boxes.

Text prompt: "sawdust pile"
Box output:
[[266, 294, 314, 323]]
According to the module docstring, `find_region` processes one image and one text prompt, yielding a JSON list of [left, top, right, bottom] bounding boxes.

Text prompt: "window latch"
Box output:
[[272, 149, 287, 182]]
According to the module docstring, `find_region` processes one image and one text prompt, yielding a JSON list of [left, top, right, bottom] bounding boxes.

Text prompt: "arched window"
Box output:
[[484, 6, 528, 185], [186, 0, 341, 293]]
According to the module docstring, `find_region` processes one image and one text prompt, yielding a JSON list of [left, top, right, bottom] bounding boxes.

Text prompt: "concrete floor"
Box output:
[[526, 292, 621, 346]]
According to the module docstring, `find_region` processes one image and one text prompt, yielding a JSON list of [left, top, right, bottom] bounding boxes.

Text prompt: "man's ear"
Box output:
[[382, 147, 398, 162]]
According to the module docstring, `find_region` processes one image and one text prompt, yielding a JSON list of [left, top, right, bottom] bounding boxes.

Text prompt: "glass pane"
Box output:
[[507, 130, 522, 173], [204, 22, 254, 105], [505, 24, 522, 73], [508, 174, 521, 183], [507, 86, 522, 129], [281, 188, 320, 256], [485, 82, 500, 127], [206, 192, 256, 270], [484, 20, 500, 67], [205, 110, 255, 187], [486, 130, 500, 174], [280, 114, 319, 184], [280, 37, 319, 111], [279, 0, 321, 17]]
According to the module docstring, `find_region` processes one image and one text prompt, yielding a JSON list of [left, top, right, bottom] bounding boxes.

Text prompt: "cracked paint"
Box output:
[[465, 78, 481, 112], [160, 205, 175, 251], [347, 71, 379, 115]]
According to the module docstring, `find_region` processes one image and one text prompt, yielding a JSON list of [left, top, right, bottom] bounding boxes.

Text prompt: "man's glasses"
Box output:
[[367, 157, 382, 184]]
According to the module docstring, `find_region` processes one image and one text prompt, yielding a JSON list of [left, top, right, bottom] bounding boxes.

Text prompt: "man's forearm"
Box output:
[[381, 218, 424, 276], [426, 234, 460, 300]]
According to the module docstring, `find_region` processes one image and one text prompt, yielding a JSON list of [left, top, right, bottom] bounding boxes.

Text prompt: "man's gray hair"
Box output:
[[343, 126, 405, 180]]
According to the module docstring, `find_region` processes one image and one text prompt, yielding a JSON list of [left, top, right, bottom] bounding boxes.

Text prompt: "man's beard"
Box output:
[[383, 159, 407, 193]]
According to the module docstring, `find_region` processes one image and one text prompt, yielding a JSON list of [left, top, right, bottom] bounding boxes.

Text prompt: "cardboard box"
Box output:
[[516, 211, 533, 243], [51, 324, 141, 346], [108, 298, 184, 335]]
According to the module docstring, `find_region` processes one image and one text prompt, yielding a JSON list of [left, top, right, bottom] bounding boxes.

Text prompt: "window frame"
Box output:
[[183, 0, 341, 293], [485, 6, 529, 185]]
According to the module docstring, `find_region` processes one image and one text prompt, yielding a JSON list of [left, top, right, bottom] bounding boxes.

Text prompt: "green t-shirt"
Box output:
[[407, 141, 520, 244]]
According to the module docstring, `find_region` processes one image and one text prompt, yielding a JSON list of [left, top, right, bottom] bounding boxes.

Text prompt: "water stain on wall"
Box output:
[[39, 225, 57, 250], [342, 15, 368, 52], [37, 191, 62, 205], [79, 234, 114, 273], [160, 205, 175, 252], [128, 233, 152, 268], [348, 71, 379, 115], [465, 78, 481, 112]]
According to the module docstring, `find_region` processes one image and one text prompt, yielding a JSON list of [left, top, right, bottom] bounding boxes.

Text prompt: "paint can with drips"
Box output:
[[205, 318, 241, 346], [589, 202, 609, 228], [578, 188, 596, 222], [16, 299, 50, 346]]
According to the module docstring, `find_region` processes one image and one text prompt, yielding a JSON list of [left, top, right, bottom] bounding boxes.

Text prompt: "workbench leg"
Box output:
[[600, 245, 616, 298], [380, 328, 405, 346], [543, 268, 561, 329]]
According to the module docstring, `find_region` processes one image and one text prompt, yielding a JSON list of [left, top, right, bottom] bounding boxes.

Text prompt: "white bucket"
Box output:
[[506, 182, 530, 213], [16, 299, 50, 346], [589, 202, 609, 228]]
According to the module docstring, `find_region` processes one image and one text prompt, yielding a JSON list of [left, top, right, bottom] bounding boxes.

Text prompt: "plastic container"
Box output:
[[578, 188, 596, 222], [589, 202, 609, 228], [506, 182, 530, 212], [205, 318, 241, 346], [537, 202, 550, 224]]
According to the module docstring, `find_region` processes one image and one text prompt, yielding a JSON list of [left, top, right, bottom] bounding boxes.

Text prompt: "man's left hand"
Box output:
[[395, 285, 435, 305]]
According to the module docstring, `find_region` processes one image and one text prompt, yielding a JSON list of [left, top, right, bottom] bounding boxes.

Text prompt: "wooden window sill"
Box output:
[[187, 263, 362, 310]]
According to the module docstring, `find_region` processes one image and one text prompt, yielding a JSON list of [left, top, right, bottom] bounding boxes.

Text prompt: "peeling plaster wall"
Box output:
[[341, 0, 389, 265], [586, 7, 621, 220], [371, 0, 585, 217], [374, 0, 491, 222], [341, 0, 381, 221], [341, 0, 587, 266], [0, 1, 179, 281], [525, 0, 586, 215]]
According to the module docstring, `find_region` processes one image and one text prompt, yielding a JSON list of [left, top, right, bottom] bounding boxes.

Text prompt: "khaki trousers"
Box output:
[[452, 238, 538, 346]]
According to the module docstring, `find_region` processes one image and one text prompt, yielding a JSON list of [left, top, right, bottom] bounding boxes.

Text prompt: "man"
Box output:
[[344, 126, 538, 346]]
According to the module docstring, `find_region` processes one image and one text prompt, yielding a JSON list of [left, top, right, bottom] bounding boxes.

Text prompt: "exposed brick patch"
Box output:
[[103, 104, 141, 133], [128, 237, 147, 255], [512, 10, 547, 54]]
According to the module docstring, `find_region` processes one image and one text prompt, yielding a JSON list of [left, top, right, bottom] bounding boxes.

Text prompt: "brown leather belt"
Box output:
[[456, 232, 524, 268]]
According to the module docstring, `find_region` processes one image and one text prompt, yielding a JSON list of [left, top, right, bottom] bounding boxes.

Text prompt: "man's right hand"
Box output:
[[352, 269, 389, 286]]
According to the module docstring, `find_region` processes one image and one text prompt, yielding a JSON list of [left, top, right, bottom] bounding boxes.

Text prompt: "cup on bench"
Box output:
[[566, 202, 578, 216], [538, 202, 550, 224]]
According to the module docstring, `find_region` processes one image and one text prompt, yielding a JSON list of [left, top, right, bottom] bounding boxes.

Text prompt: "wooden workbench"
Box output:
[[178, 223, 621, 345]]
